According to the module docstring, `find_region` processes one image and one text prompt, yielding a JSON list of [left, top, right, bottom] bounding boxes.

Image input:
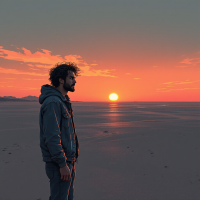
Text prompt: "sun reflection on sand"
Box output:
[[108, 103, 120, 117], [109, 103, 118, 109]]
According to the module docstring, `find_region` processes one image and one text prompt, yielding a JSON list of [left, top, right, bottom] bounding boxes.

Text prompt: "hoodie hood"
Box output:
[[39, 84, 69, 104]]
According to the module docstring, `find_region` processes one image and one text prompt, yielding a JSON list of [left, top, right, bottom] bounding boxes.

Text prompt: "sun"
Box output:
[[109, 93, 118, 101]]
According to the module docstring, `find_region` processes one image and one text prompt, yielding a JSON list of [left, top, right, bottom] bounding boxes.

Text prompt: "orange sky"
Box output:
[[0, 46, 199, 102], [0, 1, 200, 102]]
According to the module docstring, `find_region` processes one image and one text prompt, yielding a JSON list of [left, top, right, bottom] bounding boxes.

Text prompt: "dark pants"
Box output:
[[45, 161, 76, 200]]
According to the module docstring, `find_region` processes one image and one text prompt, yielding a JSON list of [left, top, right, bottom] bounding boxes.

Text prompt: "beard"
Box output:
[[63, 81, 75, 92]]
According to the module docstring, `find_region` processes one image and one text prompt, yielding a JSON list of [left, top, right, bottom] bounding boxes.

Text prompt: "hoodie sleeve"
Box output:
[[42, 102, 66, 168]]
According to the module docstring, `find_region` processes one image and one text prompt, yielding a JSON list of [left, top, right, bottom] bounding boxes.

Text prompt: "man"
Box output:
[[39, 62, 80, 200]]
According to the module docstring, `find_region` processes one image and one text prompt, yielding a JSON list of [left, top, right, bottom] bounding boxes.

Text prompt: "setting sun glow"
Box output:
[[109, 93, 118, 101]]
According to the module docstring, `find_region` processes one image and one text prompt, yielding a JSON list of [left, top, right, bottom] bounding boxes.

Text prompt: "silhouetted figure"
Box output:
[[39, 62, 80, 200]]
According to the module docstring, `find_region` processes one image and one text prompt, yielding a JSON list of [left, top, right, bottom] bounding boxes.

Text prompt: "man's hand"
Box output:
[[60, 165, 71, 181]]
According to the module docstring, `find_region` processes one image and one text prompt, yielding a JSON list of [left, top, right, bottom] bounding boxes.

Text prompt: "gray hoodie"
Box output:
[[39, 84, 79, 167]]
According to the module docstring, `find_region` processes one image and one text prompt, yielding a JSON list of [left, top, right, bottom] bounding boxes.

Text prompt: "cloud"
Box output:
[[157, 87, 200, 92], [0, 85, 39, 90], [29, 68, 40, 71], [157, 80, 200, 92], [80, 66, 116, 77], [162, 82, 174, 85], [153, 66, 158, 68], [23, 78, 46, 81], [0, 85, 14, 88], [133, 78, 141, 80], [19, 87, 39, 90], [0, 46, 115, 77], [0, 67, 48, 76], [126, 73, 132, 75], [180, 52, 200, 66], [0, 46, 83, 65], [27, 64, 50, 69], [163, 80, 200, 85]]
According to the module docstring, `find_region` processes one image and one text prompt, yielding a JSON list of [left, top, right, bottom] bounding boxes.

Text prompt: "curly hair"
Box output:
[[49, 62, 80, 87]]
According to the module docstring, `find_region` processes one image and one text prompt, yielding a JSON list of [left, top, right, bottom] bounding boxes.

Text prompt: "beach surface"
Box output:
[[0, 102, 199, 200]]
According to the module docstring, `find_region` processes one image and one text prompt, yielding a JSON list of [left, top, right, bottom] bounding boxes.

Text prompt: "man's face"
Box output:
[[63, 71, 76, 92]]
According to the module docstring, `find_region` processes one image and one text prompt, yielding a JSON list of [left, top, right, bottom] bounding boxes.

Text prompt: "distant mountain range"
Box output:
[[0, 96, 39, 102]]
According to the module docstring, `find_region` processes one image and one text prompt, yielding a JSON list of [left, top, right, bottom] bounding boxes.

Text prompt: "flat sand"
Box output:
[[0, 102, 199, 200]]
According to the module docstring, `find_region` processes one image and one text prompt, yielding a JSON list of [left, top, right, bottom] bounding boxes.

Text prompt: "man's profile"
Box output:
[[39, 62, 80, 200]]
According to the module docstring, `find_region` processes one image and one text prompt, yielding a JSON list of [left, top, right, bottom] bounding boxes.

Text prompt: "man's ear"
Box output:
[[59, 78, 64, 84]]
